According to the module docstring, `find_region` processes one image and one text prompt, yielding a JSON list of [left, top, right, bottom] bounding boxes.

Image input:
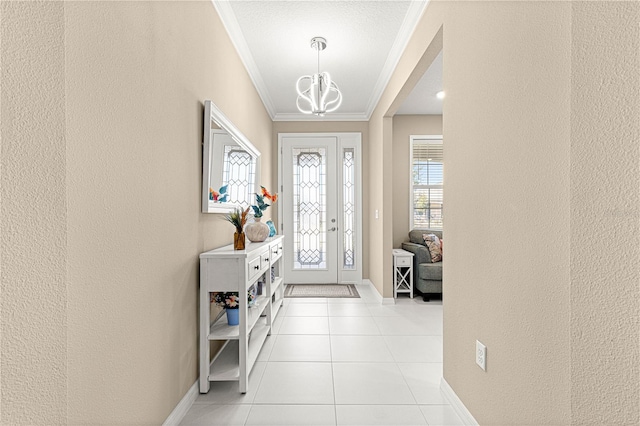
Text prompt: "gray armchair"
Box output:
[[401, 229, 443, 301]]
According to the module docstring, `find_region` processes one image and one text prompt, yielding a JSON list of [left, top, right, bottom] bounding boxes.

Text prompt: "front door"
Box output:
[[279, 133, 362, 284]]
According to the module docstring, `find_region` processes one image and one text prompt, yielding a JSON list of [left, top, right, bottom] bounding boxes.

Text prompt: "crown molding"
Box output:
[[273, 112, 369, 122], [364, 0, 431, 119], [211, 0, 277, 120]]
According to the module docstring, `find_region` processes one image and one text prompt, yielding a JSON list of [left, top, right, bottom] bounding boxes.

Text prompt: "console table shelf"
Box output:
[[208, 293, 270, 340], [271, 277, 283, 298], [199, 235, 284, 394], [208, 319, 270, 382]]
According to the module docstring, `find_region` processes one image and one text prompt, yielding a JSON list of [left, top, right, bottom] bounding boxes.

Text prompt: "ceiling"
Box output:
[[395, 50, 442, 115], [213, 0, 442, 121]]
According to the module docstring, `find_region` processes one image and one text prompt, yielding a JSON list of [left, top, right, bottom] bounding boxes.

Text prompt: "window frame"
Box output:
[[409, 135, 443, 230]]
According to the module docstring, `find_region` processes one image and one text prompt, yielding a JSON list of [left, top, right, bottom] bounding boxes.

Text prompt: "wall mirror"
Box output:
[[202, 100, 260, 213]]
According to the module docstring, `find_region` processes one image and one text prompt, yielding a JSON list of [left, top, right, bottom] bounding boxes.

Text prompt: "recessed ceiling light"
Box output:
[[436, 91, 445, 99]]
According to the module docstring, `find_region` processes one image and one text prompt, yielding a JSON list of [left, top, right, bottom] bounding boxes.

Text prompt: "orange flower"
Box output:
[[260, 186, 278, 203], [209, 187, 219, 201]]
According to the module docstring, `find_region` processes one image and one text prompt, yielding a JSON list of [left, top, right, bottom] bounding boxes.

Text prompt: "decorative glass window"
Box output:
[[343, 148, 356, 269], [223, 145, 255, 208], [292, 147, 327, 269]]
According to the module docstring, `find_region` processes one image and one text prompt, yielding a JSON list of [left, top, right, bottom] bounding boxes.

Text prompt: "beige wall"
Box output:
[[2, 1, 273, 424], [367, 114, 394, 297], [391, 115, 443, 249], [439, 3, 572, 422], [374, 1, 639, 424], [570, 3, 639, 424], [273, 121, 370, 279], [1, 2, 67, 423]]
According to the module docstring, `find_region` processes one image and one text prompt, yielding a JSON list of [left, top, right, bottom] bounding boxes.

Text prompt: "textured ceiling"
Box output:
[[214, 1, 434, 121]]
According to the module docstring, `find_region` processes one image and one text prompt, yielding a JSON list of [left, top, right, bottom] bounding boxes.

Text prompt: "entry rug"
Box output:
[[284, 284, 360, 298]]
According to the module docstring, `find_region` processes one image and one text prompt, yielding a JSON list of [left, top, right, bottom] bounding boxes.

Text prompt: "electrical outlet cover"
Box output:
[[476, 340, 486, 371]]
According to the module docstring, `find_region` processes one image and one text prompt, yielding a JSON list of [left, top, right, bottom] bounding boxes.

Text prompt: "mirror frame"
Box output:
[[202, 100, 261, 213]]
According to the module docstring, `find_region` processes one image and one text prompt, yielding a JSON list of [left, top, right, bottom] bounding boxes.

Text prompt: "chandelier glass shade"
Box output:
[[296, 37, 343, 116]]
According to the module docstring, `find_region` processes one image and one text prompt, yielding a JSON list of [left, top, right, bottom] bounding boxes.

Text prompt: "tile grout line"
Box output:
[[328, 317, 338, 426]]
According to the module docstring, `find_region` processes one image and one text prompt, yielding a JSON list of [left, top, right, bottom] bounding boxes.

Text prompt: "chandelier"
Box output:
[[296, 37, 343, 116]]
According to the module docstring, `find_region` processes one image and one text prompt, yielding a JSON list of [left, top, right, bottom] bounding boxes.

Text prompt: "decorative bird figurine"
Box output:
[[261, 186, 278, 203], [210, 185, 229, 202]]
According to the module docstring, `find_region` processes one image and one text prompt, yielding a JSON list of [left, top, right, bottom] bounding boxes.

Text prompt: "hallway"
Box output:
[[181, 284, 463, 425]]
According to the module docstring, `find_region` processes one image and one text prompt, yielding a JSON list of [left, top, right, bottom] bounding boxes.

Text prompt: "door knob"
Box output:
[[329, 227, 337, 232]]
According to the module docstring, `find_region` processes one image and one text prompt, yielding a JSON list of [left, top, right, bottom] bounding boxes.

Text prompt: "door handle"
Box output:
[[329, 227, 337, 232]]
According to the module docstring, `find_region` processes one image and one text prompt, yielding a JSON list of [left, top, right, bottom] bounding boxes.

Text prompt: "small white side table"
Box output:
[[393, 248, 414, 298]]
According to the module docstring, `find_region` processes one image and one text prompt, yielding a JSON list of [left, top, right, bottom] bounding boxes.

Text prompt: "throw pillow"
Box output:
[[422, 233, 442, 263], [440, 238, 443, 259]]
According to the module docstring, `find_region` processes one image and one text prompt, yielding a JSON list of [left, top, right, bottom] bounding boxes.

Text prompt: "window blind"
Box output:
[[411, 139, 443, 229]]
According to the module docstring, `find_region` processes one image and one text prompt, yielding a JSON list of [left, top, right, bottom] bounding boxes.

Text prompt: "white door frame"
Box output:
[[278, 132, 363, 284]]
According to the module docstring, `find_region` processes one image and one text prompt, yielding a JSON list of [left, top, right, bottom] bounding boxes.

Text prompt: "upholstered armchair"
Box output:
[[401, 229, 443, 301]]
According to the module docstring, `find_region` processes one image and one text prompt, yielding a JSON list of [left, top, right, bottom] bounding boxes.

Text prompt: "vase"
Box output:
[[233, 232, 245, 250], [226, 308, 239, 326], [266, 220, 277, 237], [245, 217, 270, 242]]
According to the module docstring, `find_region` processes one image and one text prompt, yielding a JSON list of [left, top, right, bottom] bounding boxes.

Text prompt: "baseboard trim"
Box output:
[[382, 297, 395, 305], [440, 377, 479, 426], [163, 379, 199, 426], [362, 279, 383, 303]]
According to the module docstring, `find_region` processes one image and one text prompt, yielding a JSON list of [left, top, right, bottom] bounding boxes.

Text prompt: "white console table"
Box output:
[[393, 248, 414, 298], [199, 235, 284, 393]]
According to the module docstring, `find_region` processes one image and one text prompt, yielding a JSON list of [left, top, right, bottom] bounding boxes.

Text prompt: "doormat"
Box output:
[[284, 284, 360, 298]]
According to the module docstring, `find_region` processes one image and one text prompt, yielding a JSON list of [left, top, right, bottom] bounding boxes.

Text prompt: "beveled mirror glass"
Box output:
[[202, 100, 260, 213]]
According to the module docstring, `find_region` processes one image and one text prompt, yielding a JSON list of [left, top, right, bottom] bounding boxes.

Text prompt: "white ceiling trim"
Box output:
[[363, 0, 430, 119], [211, 0, 277, 120], [273, 112, 368, 122]]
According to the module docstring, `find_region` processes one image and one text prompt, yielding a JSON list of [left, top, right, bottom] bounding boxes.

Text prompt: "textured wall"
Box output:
[[378, 1, 574, 423], [570, 3, 640, 424], [441, 3, 572, 423], [64, 2, 272, 423], [380, 1, 640, 423], [391, 115, 442, 249], [1, 2, 67, 424], [2, 1, 272, 423], [272, 121, 370, 279]]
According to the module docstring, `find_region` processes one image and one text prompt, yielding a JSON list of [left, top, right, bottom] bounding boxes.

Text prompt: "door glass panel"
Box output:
[[343, 148, 355, 269], [293, 148, 327, 269]]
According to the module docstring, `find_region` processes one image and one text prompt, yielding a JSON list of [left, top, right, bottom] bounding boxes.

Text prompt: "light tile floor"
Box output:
[[181, 284, 463, 426]]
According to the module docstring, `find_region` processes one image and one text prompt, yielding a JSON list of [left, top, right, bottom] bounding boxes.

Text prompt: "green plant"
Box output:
[[222, 206, 250, 233], [251, 186, 278, 218]]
